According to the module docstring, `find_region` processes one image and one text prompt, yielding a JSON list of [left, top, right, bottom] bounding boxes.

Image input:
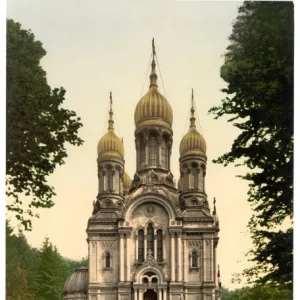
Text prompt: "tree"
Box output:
[[6, 19, 83, 230], [6, 267, 35, 300], [6, 222, 37, 300], [209, 2, 293, 288], [33, 238, 68, 300], [6, 222, 88, 300], [220, 285, 292, 300]]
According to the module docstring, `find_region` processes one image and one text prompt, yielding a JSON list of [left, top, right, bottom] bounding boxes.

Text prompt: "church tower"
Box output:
[[63, 41, 221, 300]]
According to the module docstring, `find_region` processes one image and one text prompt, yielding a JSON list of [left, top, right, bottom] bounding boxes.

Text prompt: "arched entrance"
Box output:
[[144, 289, 157, 300]]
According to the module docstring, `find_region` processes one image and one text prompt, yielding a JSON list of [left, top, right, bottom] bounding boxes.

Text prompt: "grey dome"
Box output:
[[63, 266, 88, 294]]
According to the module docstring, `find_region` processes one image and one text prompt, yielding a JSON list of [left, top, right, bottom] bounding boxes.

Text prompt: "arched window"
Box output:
[[107, 167, 113, 191], [191, 165, 198, 190], [114, 169, 119, 194], [149, 134, 157, 167], [147, 223, 154, 255], [105, 252, 111, 268], [152, 277, 158, 283], [99, 169, 103, 193], [138, 229, 144, 263], [183, 171, 189, 190], [161, 138, 168, 169], [142, 277, 148, 284], [192, 251, 198, 268], [157, 229, 163, 262]]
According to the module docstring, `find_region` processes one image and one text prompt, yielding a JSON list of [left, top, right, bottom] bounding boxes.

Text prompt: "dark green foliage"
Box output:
[[6, 221, 87, 300], [209, 2, 293, 287], [32, 238, 69, 300], [221, 285, 292, 300], [6, 19, 84, 230]]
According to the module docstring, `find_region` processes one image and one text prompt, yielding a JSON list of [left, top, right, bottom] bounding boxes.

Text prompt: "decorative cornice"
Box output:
[[183, 216, 214, 222]]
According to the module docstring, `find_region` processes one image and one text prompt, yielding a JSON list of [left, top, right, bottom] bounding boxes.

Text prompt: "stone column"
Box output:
[[134, 289, 137, 300], [126, 234, 131, 282], [163, 289, 167, 300], [120, 234, 124, 282], [154, 235, 157, 260], [144, 233, 147, 259], [139, 289, 143, 300], [163, 233, 166, 261], [98, 167, 103, 193], [119, 172, 123, 195], [97, 290, 100, 300], [203, 167, 206, 193], [167, 144, 171, 170], [158, 289, 162, 300], [135, 234, 139, 261], [145, 139, 149, 167], [177, 233, 182, 282], [210, 240, 214, 281], [183, 235, 187, 282], [214, 244, 217, 284], [170, 232, 175, 281], [96, 241, 99, 282], [103, 171, 107, 191], [135, 138, 140, 172], [197, 168, 201, 190], [158, 140, 162, 167], [187, 169, 191, 190], [111, 169, 115, 192]]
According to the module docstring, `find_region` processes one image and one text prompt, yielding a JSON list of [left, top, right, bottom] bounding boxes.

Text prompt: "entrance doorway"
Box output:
[[144, 289, 157, 300]]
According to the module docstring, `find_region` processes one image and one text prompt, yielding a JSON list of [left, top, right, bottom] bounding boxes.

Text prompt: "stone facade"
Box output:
[[65, 43, 221, 300]]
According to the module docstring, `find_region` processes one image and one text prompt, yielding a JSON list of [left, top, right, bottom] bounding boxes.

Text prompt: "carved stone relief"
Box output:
[[144, 205, 156, 217], [101, 241, 114, 250], [188, 240, 201, 248]]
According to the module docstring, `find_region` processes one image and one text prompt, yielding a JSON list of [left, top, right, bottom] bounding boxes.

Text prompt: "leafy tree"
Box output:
[[6, 19, 84, 230], [209, 2, 293, 287]]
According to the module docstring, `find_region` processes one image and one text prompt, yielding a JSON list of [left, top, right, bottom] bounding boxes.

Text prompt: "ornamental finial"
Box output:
[[149, 38, 158, 88], [108, 91, 114, 130], [152, 38, 156, 56], [213, 197, 217, 215], [190, 89, 196, 128]]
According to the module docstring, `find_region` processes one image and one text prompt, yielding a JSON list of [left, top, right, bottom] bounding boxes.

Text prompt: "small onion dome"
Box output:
[[179, 90, 206, 158], [134, 44, 173, 130], [123, 171, 132, 194], [63, 266, 88, 295], [97, 92, 124, 160]]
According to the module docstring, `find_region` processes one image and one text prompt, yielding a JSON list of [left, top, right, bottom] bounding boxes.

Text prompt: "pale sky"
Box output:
[[6, 0, 259, 290]]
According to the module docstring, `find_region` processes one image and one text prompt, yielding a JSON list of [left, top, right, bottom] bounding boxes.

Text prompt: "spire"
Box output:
[[190, 89, 196, 128], [149, 38, 158, 88], [217, 265, 222, 287], [108, 91, 114, 130], [213, 197, 217, 215]]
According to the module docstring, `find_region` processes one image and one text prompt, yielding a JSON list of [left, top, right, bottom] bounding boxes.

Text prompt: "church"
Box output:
[[63, 41, 221, 300]]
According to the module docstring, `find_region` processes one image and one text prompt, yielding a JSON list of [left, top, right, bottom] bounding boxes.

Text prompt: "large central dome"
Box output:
[[134, 57, 173, 129]]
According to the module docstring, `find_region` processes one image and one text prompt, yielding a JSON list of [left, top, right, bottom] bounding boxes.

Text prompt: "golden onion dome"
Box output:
[[134, 42, 173, 129], [123, 171, 132, 193], [97, 92, 124, 160], [179, 89, 206, 158]]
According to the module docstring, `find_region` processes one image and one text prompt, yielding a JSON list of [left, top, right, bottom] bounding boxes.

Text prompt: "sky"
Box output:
[[5, 0, 285, 290]]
